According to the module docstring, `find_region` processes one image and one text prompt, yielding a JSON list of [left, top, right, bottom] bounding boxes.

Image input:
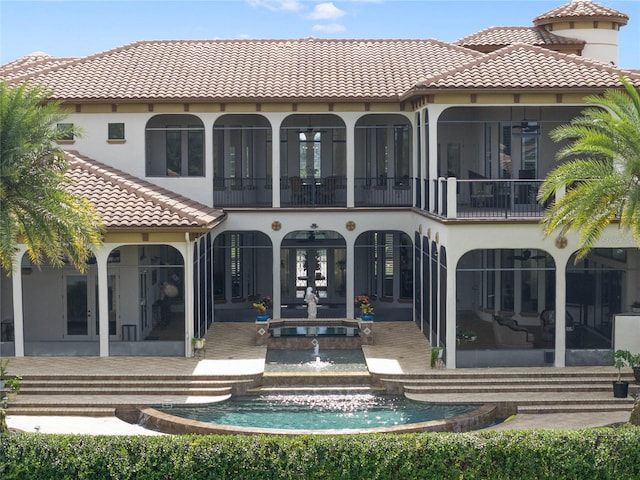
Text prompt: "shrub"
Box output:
[[1, 428, 639, 479]]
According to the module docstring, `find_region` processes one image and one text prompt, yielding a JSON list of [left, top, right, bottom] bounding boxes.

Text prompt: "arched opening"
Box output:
[[15, 244, 185, 356], [355, 114, 412, 206], [211, 231, 273, 322], [212, 114, 272, 207], [565, 248, 640, 365], [145, 114, 205, 177], [456, 248, 555, 367], [280, 114, 346, 206], [354, 231, 413, 321]]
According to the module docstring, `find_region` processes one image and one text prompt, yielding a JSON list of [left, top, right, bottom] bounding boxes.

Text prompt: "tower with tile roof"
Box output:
[[533, 0, 629, 65]]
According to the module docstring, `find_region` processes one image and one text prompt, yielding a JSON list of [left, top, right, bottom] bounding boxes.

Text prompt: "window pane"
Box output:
[[188, 129, 204, 176], [108, 123, 125, 140], [166, 126, 181, 176]]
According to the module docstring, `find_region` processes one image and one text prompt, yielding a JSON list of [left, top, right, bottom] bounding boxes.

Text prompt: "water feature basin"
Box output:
[[138, 395, 504, 435]]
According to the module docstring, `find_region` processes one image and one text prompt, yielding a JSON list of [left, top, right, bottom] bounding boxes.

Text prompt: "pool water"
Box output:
[[265, 348, 368, 373], [158, 394, 480, 431]]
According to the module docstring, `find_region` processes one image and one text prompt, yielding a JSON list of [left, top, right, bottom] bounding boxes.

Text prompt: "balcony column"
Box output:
[[419, 106, 428, 209], [344, 115, 357, 208], [411, 110, 420, 208], [271, 114, 285, 208], [426, 105, 447, 212]]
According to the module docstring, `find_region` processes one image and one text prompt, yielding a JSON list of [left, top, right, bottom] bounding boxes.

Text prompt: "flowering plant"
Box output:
[[354, 295, 374, 315], [252, 296, 272, 314]]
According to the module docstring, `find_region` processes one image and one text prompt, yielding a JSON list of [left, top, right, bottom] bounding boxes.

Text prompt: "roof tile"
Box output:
[[534, 0, 629, 26], [409, 44, 640, 93], [64, 151, 225, 230], [3, 38, 483, 101]]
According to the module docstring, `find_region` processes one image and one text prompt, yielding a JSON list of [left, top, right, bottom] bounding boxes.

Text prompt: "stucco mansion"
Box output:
[[1, 0, 639, 368]]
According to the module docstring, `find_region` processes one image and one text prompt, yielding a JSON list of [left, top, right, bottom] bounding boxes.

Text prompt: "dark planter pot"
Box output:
[[634, 368, 640, 383], [613, 381, 629, 398]]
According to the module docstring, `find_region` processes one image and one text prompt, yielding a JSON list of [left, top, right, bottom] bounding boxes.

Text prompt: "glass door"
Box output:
[[66, 274, 90, 337], [65, 270, 117, 340]]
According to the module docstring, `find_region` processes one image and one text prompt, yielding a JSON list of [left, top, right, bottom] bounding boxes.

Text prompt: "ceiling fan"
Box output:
[[509, 249, 546, 261]]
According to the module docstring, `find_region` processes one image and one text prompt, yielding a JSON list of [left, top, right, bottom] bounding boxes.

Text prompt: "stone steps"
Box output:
[[403, 384, 614, 394], [251, 385, 385, 395], [261, 372, 372, 387], [392, 370, 639, 415], [7, 406, 117, 417], [19, 386, 233, 396]]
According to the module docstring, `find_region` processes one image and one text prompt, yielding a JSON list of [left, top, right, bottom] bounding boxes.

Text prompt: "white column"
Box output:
[[346, 235, 356, 319], [427, 106, 446, 212], [272, 231, 282, 320], [345, 117, 356, 208], [11, 245, 27, 356], [554, 256, 568, 367], [419, 107, 428, 209], [446, 177, 457, 218], [182, 235, 195, 357], [94, 247, 110, 357], [271, 115, 284, 208], [445, 250, 458, 368]]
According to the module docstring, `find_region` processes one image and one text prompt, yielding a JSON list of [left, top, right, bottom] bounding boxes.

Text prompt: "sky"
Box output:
[[1, 0, 638, 68]]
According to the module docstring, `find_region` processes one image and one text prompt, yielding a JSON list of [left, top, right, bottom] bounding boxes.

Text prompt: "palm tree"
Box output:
[[0, 81, 104, 275], [538, 76, 640, 259]]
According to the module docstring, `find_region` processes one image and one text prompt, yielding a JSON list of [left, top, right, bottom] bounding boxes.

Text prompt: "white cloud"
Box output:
[[309, 3, 346, 20], [246, 0, 303, 12], [312, 23, 347, 34]]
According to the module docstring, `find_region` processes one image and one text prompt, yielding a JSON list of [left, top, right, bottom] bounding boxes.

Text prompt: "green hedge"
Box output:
[[1, 428, 639, 479]]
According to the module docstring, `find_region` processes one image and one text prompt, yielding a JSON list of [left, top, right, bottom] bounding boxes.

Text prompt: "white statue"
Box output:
[[305, 286, 319, 319]]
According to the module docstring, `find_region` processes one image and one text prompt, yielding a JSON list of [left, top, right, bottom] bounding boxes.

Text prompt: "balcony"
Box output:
[[354, 177, 413, 207], [436, 178, 546, 219], [213, 177, 272, 208]]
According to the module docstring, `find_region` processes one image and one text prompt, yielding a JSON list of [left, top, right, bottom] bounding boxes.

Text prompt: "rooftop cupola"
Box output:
[[533, 0, 629, 65]]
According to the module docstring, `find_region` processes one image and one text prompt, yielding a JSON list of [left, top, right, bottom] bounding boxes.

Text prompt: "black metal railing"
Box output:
[[280, 176, 347, 207], [354, 177, 413, 207], [455, 179, 545, 218], [212, 177, 272, 207]]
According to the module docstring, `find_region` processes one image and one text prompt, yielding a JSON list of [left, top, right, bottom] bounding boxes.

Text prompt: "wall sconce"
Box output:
[[310, 223, 318, 229]]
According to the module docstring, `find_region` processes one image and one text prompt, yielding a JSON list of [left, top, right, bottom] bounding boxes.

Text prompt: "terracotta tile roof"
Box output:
[[406, 44, 640, 95], [64, 151, 225, 231], [2, 38, 483, 102], [455, 26, 585, 50], [533, 0, 629, 26], [0, 52, 77, 81]]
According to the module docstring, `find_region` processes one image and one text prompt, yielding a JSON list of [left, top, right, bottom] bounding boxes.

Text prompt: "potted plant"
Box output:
[[631, 301, 640, 313], [355, 295, 374, 320], [612, 349, 630, 398], [0, 359, 9, 390], [252, 296, 272, 321], [192, 337, 206, 350], [430, 347, 443, 368], [624, 351, 640, 382], [5, 375, 21, 401]]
